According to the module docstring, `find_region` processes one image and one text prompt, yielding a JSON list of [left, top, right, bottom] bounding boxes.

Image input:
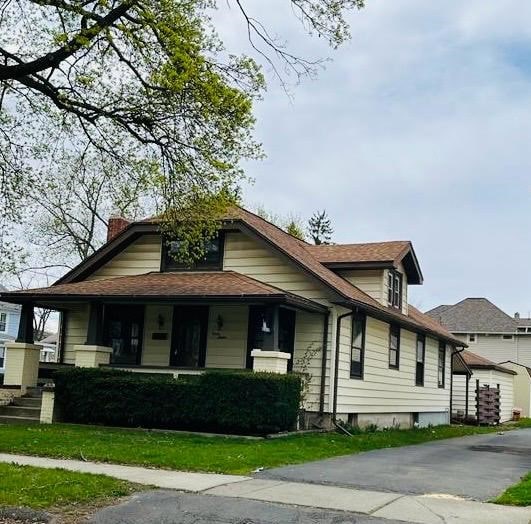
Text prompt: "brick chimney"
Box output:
[[107, 215, 130, 242]]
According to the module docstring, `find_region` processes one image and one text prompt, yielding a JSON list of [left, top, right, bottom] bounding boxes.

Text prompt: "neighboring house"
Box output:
[[37, 334, 58, 363], [0, 207, 464, 428], [498, 361, 531, 418], [426, 298, 531, 367], [0, 285, 21, 371], [451, 350, 515, 423]]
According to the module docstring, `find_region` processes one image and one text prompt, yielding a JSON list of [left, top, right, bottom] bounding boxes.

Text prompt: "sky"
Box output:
[[214, 0, 531, 317]]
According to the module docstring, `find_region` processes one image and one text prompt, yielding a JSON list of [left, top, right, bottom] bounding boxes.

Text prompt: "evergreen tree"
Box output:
[[308, 210, 333, 245]]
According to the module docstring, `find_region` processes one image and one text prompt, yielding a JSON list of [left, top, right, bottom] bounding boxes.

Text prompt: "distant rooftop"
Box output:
[[426, 298, 519, 333]]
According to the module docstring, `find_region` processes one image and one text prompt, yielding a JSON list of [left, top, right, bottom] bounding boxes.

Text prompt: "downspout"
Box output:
[[318, 310, 331, 416], [333, 309, 354, 422]]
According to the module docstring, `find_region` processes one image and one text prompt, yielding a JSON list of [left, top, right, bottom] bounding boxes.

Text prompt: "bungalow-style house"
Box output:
[[0, 207, 464, 429], [451, 350, 515, 423]]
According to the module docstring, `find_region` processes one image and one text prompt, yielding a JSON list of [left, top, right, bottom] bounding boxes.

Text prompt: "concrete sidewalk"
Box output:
[[1, 452, 530, 523]]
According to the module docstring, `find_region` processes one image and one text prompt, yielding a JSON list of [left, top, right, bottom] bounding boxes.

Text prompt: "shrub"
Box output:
[[54, 368, 301, 435]]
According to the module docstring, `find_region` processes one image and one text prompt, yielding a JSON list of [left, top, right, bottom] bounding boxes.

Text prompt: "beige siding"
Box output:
[[500, 362, 531, 417], [464, 334, 518, 364], [451, 374, 474, 417], [63, 304, 89, 364], [141, 305, 172, 366], [516, 335, 531, 367], [86, 235, 161, 280], [338, 270, 385, 303], [223, 232, 333, 303], [292, 310, 329, 411], [335, 316, 451, 415], [491, 370, 514, 423], [205, 305, 248, 369], [454, 369, 515, 423]]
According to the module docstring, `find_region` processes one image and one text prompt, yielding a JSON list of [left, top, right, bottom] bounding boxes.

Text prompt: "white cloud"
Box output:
[[215, 0, 531, 315]]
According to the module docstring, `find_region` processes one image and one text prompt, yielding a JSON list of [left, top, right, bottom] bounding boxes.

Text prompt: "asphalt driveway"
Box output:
[[258, 428, 531, 501]]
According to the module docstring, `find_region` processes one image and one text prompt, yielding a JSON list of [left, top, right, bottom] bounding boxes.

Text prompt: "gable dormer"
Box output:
[[308, 241, 423, 314]]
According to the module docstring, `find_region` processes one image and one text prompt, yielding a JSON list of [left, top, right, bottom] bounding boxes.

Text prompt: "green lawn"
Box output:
[[0, 422, 517, 475], [495, 472, 531, 506], [0, 462, 136, 510]]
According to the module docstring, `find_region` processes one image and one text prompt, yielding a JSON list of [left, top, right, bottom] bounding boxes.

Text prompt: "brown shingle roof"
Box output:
[[308, 241, 411, 264], [222, 208, 460, 345], [460, 350, 516, 375], [11, 205, 460, 345], [1, 271, 324, 312]]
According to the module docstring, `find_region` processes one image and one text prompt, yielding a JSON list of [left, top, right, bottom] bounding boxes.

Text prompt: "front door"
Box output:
[[246, 306, 296, 370], [170, 306, 209, 367], [104, 305, 145, 365]]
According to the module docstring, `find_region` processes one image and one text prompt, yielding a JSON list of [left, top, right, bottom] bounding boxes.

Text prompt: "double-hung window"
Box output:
[[0, 312, 6, 332], [350, 313, 366, 379], [387, 270, 402, 309], [415, 334, 425, 386], [389, 324, 400, 369], [438, 342, 446, 388]]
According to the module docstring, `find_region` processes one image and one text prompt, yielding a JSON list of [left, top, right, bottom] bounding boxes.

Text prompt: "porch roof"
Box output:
[[0, 271, 328, 313]]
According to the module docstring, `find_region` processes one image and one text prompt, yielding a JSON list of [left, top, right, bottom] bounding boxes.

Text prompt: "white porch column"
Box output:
[[251, 349, 291, 374], [74, 345, 112, 368], [40, 383, 56, 424], [3, 342, 42, 391]]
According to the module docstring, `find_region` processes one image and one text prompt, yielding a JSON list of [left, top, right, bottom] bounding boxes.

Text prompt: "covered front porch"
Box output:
[[0, 271, 328, 388]]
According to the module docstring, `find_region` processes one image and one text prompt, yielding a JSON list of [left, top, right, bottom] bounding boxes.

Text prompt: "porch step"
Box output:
[[0, 415, 40, 425], [0, 405, 41, 418], [12, 397, 41, 408]]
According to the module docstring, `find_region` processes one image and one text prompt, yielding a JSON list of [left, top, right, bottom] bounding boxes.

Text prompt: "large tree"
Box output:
[[0, 0, 362, 269]]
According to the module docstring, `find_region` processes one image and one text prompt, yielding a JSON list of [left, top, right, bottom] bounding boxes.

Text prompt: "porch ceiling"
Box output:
[[0, 271, 328, 313]]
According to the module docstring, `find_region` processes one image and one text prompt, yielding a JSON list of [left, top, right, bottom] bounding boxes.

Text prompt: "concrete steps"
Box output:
[[0, 388, 42, 424]]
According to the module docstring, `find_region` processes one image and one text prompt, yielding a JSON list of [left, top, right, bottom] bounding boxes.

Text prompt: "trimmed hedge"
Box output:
[[54, 368, 301, 434]]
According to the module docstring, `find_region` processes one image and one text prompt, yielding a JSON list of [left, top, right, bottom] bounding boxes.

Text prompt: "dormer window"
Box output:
[[162, 234, 224, 271], [387, 270, 402, 309]]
